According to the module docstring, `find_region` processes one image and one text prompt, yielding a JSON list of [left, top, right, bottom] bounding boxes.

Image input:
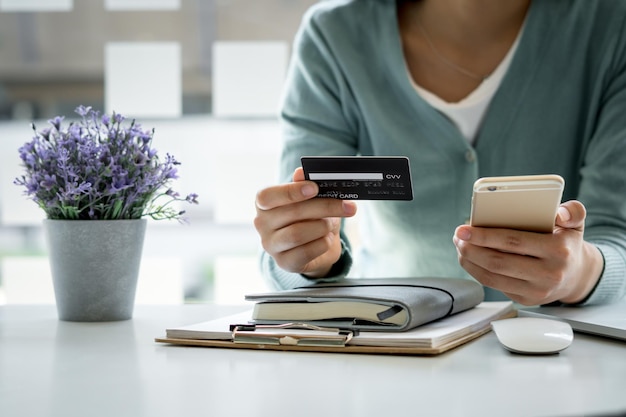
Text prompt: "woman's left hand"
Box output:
[[453, 200, 604, 305]]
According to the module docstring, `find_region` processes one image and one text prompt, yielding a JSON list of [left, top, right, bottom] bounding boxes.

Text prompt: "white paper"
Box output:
[[164, 302, 515, 349]]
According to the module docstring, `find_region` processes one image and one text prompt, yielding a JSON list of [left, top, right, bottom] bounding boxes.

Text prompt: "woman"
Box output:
[[253, 0, 626, 305]]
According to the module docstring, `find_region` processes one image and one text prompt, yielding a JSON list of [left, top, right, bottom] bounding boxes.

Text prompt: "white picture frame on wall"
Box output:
[[104, 0, 180, 11], [212, 41, 289, 118], [0, 0, 72, 12], [105, 42, 182, 118]]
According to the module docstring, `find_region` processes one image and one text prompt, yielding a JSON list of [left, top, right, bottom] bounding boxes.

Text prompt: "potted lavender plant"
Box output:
[[14, 106, 198, 321]]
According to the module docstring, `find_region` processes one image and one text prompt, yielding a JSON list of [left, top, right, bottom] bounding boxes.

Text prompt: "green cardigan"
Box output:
[[260, 0, 626, 304]]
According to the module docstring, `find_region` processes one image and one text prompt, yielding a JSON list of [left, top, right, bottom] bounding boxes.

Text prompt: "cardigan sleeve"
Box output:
[[260, 231, 353, 291], [576, 13, 626, 304]]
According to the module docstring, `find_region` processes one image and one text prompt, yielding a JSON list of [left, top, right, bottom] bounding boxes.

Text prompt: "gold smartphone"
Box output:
[[469, 174, 565, 233]]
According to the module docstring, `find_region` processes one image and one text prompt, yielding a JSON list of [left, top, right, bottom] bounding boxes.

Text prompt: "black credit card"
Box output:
[[301, 156, 413, 201]]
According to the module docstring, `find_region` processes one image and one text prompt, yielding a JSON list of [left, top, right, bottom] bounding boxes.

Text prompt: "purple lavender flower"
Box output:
[[40, 174, 56, 190], [113, 113, 125, 124], [186, 193, 199, 204], [49, 116, 64, 131], [165, 188, 179, 198], [14, 106, 198, 221], [75, 105, 91, 117]]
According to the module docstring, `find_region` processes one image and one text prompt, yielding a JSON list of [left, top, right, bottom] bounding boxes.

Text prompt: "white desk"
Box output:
[[1, 305, 625, 417]]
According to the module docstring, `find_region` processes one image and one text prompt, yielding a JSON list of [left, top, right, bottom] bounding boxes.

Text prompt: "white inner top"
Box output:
[[411, 27, 524, 144]]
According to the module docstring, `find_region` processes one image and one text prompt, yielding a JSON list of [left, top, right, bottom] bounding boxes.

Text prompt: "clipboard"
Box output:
[[155, 301, 517, 356], [229, 322, 356, 347], [156, 324, 498, 355]]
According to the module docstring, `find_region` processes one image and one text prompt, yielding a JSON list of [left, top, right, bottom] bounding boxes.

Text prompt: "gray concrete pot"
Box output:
[[43, 219, 147, 322]]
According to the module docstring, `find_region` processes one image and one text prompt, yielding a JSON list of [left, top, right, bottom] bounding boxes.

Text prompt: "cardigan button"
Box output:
[[465, 149, 476, 163]]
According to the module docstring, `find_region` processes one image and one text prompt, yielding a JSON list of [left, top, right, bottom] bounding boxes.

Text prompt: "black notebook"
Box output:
[[245, 277, 485, 331]]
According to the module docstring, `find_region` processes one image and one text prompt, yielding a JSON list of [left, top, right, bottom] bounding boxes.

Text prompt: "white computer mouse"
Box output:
[[491, 317, 574, 355]]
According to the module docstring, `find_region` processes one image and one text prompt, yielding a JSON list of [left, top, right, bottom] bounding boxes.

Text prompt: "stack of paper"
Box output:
[[157, 301, 515, 355]]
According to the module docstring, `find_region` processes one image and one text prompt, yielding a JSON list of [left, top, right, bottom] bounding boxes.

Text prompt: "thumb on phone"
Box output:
[[556, 200, 586, 231]]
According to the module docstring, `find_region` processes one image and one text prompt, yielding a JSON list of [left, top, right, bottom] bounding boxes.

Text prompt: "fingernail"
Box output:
[[456, 228, 471, 241], [558, 206, 571, 222], [342, 201, 357, 215], [301, 184, 316, 198]]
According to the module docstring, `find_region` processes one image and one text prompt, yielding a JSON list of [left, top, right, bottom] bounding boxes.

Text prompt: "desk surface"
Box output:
[[1, 305, 625, 417]]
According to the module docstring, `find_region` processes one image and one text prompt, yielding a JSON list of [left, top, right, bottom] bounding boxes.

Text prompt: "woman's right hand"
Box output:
[[254, 167, 357, 278]]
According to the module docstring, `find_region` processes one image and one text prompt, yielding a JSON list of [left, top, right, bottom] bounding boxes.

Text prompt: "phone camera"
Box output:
[[487, 186, 497, 192]]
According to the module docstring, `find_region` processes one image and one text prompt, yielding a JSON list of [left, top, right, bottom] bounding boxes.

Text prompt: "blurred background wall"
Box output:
[[0, 0, 319, 306]]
